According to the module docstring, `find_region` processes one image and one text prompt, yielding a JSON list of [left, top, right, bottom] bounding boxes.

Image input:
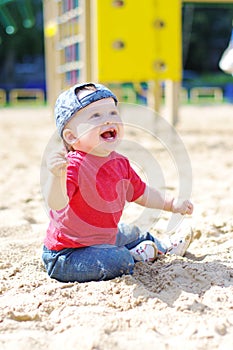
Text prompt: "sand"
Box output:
[[0, 103, 233, 350]]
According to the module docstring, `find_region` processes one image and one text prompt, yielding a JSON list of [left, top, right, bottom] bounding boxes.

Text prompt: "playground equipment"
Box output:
[[43, 0, 181, 124], [190, 87, 223, 103], [43, 0, 233, 124], [0, 89, 6, 106], [9, 88, 45, 105]]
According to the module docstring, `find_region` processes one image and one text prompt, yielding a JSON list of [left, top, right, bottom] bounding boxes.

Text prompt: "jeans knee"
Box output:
[[99, 247, 134, 280]]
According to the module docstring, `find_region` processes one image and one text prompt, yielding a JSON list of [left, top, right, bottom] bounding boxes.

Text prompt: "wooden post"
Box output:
[[164, 80, 180, 125], [147, 80, 161, 113]]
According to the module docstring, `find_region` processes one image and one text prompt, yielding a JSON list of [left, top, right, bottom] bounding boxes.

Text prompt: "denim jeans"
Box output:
[[42, 223, 167, 283]]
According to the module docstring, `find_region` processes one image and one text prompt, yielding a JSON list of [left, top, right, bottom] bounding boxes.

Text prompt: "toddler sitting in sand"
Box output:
[[42, 82, 193, 283]]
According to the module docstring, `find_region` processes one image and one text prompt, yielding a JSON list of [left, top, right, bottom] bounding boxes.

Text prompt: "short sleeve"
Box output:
[[126, 162, 146, 202]]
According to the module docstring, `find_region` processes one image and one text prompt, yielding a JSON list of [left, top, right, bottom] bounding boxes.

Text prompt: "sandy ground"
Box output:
[[0, 103, 233, 350]]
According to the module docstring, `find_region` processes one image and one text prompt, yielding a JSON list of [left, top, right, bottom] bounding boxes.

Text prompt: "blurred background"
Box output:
[[0, 0, 233, 106], [0, 0, 45, 100]]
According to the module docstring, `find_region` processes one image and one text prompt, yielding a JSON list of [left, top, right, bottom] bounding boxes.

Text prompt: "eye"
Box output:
[[110, 110, 119, 116], [90, 113, 101, 119]]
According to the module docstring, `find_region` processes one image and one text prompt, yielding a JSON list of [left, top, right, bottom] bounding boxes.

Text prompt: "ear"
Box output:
[[62, 128, 78, 145]]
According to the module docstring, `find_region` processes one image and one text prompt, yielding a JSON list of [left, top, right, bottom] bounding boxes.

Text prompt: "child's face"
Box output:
[[63, 98, 124, 157]]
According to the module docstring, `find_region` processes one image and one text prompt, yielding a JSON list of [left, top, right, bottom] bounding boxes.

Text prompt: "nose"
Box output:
[[104, 121, 111, 125]]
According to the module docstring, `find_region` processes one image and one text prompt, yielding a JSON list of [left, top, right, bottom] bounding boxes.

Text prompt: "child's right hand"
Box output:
[[46, 148, 68, 177]]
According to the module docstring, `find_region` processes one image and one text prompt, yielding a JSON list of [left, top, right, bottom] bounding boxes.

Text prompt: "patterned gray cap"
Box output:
[[55, 82, 118, 136]]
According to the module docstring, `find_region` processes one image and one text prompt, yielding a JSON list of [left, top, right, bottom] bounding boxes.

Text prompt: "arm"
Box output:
[[135, 185, 193, 215], [43, 149, 69, 210]]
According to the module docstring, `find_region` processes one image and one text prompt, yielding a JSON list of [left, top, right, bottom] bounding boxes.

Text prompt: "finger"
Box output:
[[48, 159, 68, 171], [54, 160, 68, 168], [185, 206, 193, 215], [49, 154, 68, 164], [58, 150, 68, 157]]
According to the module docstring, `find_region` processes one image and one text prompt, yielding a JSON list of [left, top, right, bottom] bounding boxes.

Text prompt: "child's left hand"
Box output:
[[172, 199, 193, 215]]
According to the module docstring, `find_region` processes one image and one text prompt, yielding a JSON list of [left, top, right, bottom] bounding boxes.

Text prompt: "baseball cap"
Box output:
[[55, 82, 118, 136]]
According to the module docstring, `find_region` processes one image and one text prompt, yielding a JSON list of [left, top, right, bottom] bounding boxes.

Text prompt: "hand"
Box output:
[[46, 148, 68, 177], [171, 199, 193, 215]]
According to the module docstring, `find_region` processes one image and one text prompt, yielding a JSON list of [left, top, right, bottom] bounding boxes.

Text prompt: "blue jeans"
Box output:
[[42, 223, 167, 283]]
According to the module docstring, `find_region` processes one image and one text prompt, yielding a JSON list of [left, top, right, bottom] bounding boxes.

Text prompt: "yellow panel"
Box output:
[[158, 0, 182, 81], [96, 0, 181, 82], [184, 0, 233, 2]]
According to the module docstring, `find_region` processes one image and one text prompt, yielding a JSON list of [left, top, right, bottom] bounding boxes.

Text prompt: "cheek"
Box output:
[[118, 124, 124, 138], [78, 128, 100, 147], [76, 123, 96, 138]]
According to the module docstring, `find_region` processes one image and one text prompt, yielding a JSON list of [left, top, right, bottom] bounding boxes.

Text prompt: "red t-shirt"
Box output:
[[44, 151, 146, 250]]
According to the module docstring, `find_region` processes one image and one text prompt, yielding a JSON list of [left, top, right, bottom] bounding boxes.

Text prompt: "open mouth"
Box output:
[[100, 128, 117, 141]]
